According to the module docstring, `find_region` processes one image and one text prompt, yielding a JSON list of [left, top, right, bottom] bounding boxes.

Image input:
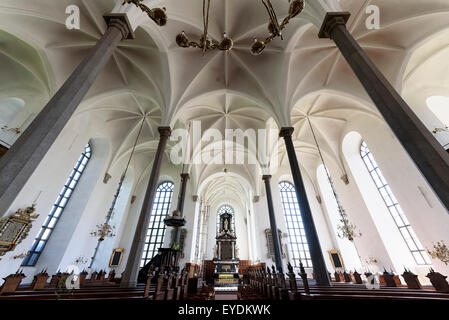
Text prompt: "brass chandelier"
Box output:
[[176, 0, 233, 54], [123, 0, 167, 26], [251, 0, 305, 55], [127, 0, 306, 55]]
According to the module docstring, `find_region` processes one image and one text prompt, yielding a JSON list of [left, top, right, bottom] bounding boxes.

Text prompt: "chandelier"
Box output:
[[89, 118, 145, 267], [123, 0, 167, 26], [427, 241, 449, 265], [176, 0, 233, 54], [251, 0, 305, 55], [91, 223, 116, 242], [432, 126, 448, 134], [306, 117, 361, 242]]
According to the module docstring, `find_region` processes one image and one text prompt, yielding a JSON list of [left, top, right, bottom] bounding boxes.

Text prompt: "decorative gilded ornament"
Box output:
[[0, 204, 39, 256]]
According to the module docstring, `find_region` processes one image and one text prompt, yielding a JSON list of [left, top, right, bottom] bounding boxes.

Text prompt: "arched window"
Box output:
[[426, 96, 449, 126], [140, 181, 174, 267], [0, 97, 25, 147], [216, 204, 235, 234], [279, 181, 311, 268], [22, 144, 92, 266], [360, 141, 431, 265]]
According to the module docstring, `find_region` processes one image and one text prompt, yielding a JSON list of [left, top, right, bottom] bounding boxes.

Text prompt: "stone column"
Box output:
[[0, 14, 134, 216], [262, 175, 284, 274], [319, 12, 449, 212], [173, 173, 189, 243], [280, 128, 331, 286], [121, 127, 171, 287]]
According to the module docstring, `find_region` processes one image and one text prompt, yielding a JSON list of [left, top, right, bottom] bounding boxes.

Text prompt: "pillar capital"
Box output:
[[158, 126, 172, 138], [279, 127, 295, 138], [262, 175, 272, 181], [104, 13, 135, 40], [318, 12, 351, 39], [180, 173, 190, 180]]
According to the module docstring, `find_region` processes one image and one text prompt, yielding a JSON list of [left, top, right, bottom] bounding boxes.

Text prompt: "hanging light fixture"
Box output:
[[251, 0, 305, 55], [432, 126, 448, 134], [123, 0, 167, 26], [176, 0, 233, 54], [89, 118, 146, 267], [306, 117, 361, 242]]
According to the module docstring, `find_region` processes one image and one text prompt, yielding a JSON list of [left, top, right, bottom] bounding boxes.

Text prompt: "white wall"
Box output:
[[341, 114, 449, 281], [316, 164, 363, 272]]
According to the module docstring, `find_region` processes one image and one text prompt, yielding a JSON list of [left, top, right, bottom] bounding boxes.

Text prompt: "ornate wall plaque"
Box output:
[[265, 228, 285, 260], [0, 205, 39, 256]]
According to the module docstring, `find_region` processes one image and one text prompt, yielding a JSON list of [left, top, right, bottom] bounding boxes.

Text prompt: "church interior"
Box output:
[[0, 0, 449, 302]]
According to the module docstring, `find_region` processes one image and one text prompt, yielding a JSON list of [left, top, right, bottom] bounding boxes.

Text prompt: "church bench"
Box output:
[[306, 293, 449, 301]]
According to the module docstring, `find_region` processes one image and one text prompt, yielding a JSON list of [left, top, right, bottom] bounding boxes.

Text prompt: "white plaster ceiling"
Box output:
[[1, 0, 449, 195]]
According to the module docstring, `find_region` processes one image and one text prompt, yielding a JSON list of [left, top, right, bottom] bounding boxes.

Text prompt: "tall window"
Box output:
[[140, 181, 174, 267], [216, 204, 235, 234], [22, 144, 92, 266], [279, 181, 311, 267], [360, 141, 431, 265]]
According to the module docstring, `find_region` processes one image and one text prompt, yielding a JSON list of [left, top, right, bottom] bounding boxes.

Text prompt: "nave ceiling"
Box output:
[[0, 0, 449, 197]]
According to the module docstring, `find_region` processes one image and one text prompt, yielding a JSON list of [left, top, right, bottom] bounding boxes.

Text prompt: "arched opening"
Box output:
[[426, 96, 449, 127], [216, 204, 235, 235], [22, 144, 92, 266], [140, 181, 175, 267], [278, 181, 311, 268], [0, 97, 25, 148], [360, 141, 431, 266], [426, 96, 449, 151]]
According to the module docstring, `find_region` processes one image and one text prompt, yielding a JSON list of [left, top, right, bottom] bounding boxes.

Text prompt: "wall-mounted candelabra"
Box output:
[[1, 125, 21, 134], [432, 126, 448, 134]]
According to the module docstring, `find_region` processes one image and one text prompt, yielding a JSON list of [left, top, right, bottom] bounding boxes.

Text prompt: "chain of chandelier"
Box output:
[[124, 0, 305, 55]]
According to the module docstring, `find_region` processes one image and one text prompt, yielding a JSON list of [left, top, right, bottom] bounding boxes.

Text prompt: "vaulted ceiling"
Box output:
[[0, 0, 448, 196]]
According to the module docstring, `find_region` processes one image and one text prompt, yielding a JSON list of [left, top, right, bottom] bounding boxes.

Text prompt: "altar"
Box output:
[[213, 212, 240, 287]]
